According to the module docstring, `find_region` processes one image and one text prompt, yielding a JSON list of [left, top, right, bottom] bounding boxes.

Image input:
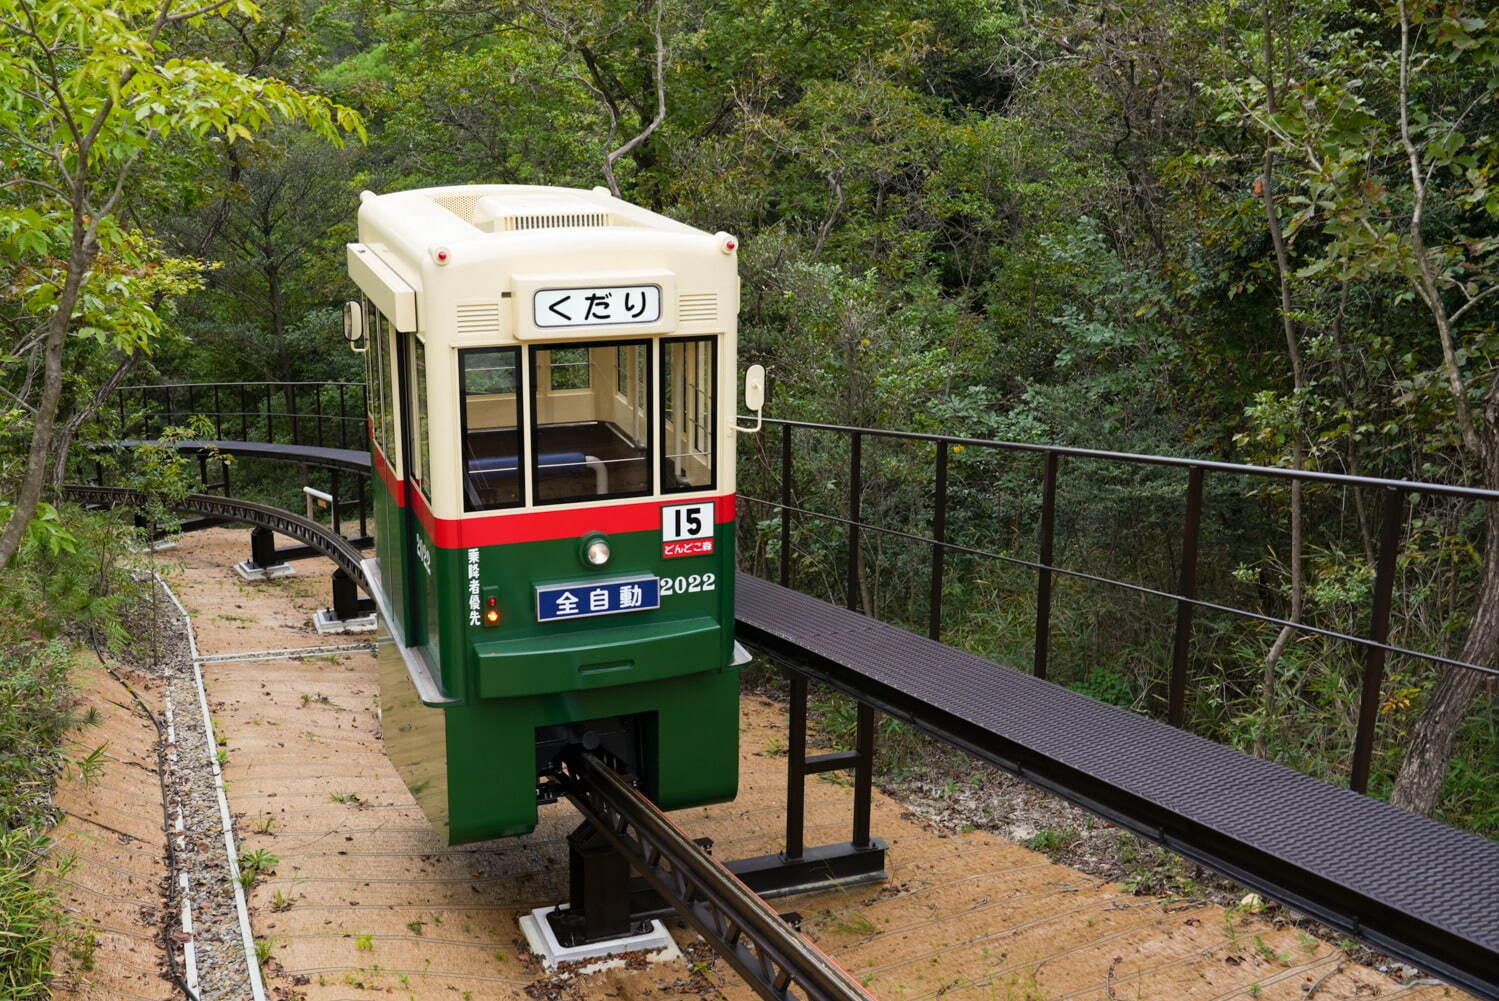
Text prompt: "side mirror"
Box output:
[[344, 300, 367, 353], [736, 364, 766, 433]]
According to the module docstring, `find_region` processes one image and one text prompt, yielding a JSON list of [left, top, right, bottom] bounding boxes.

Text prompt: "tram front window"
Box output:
[[530, 341, 651, 504], [662, 337, 716, 492], [460, 347, 523, 511]]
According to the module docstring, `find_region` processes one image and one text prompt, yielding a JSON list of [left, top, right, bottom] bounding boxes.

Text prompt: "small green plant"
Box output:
[[238, 847, 279, 888], [254, 815, 276, 835], [74, 743, 108, 785], [330, 791, 363, 805], [69, 927, 100, 971], [832, 914, 879, 937], [1248, 983, 1262, 998], [254, 936, 275, 965], [406, 919, 426, 936], [355, 932, 374, 951], [1024, 827, 1078, 856], [300, 692, 341, 709], [1253, 936, 1288, 964], [216, 748, 229, 767], [271, 889, 293, 911]]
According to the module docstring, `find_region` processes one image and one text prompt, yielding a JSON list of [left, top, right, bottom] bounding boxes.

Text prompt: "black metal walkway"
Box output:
[[734, 572, 1499, 1000]]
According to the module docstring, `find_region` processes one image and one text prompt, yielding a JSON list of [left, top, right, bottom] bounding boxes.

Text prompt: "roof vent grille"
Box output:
[[678, 292, 718, 323], [473, 194, 612, 233], [456, 301, 501, 337]]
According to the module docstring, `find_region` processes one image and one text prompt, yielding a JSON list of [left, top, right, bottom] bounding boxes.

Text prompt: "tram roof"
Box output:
[[351, 184, 738, 341]]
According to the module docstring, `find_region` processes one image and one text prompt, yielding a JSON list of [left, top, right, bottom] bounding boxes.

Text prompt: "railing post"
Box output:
[[289, 383, 300, 445], [928, 442, 948, 641], [1169, 465, 1204, 727], [338, 384, 348, 450], [1034, 451, 1058, 679], [213, 385, 222, 439], [1351, 488, 1404, 794], [331, 468, 342, 536], [315, 386, 324, 447], [358, 473, 368, 539], [852, 703, 875, 849], [780, 423, 793, 587], [847, 431, 862, 613], [239, 384, 247, 441], [784, 672, 807, 861]]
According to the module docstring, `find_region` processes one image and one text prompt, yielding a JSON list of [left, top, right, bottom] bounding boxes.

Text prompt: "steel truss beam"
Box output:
[[62, 485, 369, 588], [560, 751, 874, 1001]]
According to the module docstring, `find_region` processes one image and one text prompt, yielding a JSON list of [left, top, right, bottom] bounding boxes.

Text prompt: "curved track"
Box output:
[[61, 484, 368, 587]]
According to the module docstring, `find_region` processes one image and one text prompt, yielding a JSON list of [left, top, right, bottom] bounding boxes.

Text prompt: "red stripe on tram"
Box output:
[[426, 494, 737, 549]]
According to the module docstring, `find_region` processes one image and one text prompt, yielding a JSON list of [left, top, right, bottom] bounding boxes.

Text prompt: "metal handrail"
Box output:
[[748, 417, 1496, 795], [752, 415, 1499, 501]]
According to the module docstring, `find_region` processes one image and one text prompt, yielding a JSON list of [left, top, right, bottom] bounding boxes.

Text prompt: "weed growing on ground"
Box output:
[[238, 848, 279, 888]]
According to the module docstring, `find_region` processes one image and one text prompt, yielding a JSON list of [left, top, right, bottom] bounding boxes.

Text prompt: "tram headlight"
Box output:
[[582, 535, 611, 567]]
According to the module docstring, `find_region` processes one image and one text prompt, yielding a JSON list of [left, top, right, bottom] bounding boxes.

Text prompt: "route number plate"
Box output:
[[662, 502, 715, 559]]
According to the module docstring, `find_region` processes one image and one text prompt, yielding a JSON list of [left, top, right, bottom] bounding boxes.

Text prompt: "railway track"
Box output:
[[62, 486, 874, 1001]]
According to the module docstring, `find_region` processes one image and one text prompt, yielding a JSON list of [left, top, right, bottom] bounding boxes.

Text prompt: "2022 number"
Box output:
[[659, 572, 716, 596]]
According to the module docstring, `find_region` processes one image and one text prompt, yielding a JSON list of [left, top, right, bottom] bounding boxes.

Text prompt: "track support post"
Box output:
[[233, 526, 295, 581], [313, 568, 378, 635]]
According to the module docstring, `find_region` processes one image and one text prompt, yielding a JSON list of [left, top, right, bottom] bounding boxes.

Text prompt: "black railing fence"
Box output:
[[115, 381, 368, 450], [102, 382, 1496, 798], [737, 417, 1499, 796]]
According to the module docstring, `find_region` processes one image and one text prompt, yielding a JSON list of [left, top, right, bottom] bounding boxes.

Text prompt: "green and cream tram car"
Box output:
[[345, 185, 756, 844]]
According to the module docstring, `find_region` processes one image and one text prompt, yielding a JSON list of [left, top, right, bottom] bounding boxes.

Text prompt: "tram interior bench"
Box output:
[[465, 420, 654, 505]]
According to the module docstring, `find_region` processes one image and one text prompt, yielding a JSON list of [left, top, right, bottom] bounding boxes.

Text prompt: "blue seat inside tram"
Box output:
[[467, 452, 590, 481]]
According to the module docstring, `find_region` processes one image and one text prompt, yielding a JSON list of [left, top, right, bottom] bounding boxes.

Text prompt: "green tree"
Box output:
[[0, 0, 362, 569]]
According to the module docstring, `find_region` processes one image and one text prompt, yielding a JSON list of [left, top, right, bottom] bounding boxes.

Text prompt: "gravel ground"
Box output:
[[153, 579, 258, 1001]]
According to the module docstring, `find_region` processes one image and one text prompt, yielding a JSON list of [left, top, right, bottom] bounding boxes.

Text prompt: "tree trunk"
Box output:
[[0, 242, 94, 568], [49, 351, 141, 486], [1389, 452, 1499, 815]]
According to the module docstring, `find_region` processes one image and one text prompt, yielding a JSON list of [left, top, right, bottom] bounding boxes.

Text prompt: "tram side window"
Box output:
[[661, 337, 716, 492], [460, 347, 524, 511], [411, 335, 431, 496], [369, 307, 397, 461], [530, 342, 651, 505]]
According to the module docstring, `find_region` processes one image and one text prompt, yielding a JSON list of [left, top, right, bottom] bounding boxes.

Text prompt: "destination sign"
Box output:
[[533, 284, 662, 328]]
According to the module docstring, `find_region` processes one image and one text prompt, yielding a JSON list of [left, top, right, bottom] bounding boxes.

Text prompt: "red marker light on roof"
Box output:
[[432, 246, 451, 265], [483, 596, 501, 626]]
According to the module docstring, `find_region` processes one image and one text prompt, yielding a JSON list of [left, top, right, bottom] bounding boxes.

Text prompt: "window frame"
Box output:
[[410, 333, 431, 499], [458, 345, 526, 513], [659, 335, 718, 495], [527, 337, 654, 506]]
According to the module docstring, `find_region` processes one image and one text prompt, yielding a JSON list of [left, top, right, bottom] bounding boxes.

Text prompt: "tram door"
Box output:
[[397, 331, 434, 655]]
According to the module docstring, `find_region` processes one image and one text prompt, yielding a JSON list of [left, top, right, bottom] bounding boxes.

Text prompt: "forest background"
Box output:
[[1, 0, 1496, 843]]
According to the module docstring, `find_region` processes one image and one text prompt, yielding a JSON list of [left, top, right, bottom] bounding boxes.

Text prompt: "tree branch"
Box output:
[[601, 0, 666, 198]]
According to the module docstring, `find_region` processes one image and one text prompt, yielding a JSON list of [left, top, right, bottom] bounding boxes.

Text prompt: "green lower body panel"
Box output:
[[446, 668, 741, 842], [380, 630, 741, 844]]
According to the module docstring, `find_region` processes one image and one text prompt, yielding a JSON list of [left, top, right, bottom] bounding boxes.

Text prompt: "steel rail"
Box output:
[[61, 485, 368, 588], [561, 751, 875, 1001]]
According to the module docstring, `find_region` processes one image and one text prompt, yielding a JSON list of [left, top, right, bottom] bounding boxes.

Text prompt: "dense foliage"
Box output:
[[3, 0, 1496, 830]]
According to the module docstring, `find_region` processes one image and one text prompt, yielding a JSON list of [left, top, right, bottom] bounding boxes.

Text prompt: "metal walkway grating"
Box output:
[[734, 572, 1499, 1001]]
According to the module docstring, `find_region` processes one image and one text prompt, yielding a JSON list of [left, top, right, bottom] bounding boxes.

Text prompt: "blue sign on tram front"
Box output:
[[535, 576, 661, 622]]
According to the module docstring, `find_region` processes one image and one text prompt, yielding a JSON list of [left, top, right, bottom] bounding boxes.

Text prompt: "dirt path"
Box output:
[[49, 659, 174, 1001], [157, 526, 1464, 1001]]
